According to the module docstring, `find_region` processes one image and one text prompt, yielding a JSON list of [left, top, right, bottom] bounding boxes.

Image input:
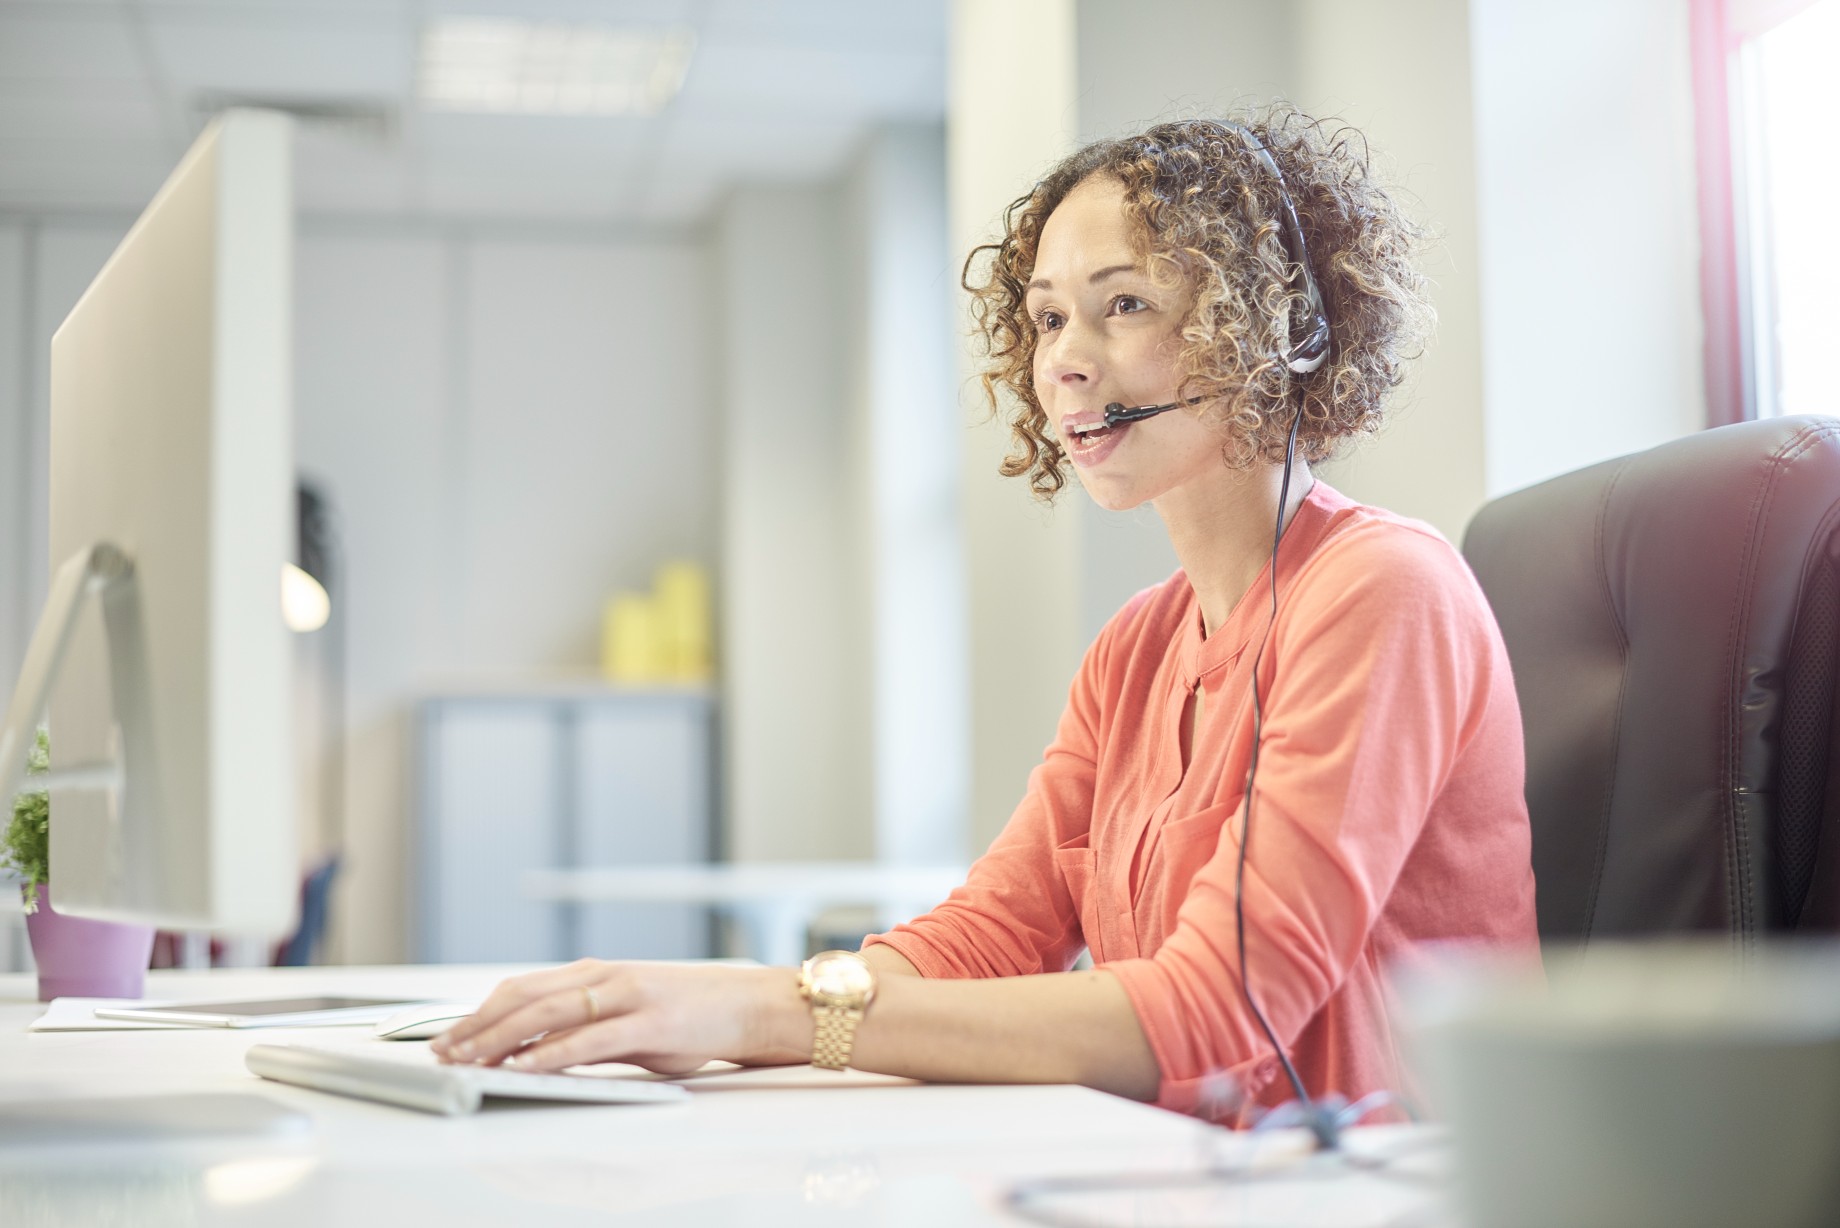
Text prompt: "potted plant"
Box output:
[[3, 729, 154, 1001]]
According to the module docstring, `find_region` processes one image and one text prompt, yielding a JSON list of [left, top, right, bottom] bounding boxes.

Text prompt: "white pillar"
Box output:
[[950, 0, 1085, 855], [717, 185, 872, 864], [843, 127, 970, 868]]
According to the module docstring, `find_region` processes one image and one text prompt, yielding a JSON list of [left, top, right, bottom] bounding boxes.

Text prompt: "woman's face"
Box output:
[[1027, 175, 1226, 512]]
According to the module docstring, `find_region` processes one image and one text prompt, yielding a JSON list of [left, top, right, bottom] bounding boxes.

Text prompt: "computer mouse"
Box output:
[[372, 1002, 479, 1041]]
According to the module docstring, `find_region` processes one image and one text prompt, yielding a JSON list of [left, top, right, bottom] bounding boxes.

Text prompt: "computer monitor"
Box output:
[[0, 109, 298, 937]]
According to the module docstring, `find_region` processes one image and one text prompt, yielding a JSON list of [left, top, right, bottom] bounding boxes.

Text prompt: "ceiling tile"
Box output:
[[137, 1, 410, 15], [675, 43, 942, 120], [0, 0, 949, 221], [0, 81, 167, 144], [417, 0, 700, 25], [0, 7, 146, 83], [143, 7, 416, 100], [701, 0, 946, 49]]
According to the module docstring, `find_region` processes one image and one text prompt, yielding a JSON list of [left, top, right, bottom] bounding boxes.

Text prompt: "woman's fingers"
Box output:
[[441, 958, 602, 1047], [435, 965, 635, 1064], [509, 1016, 650, 1073], [510, 1016, 707, 1076], [433, 960, 770, 1074]]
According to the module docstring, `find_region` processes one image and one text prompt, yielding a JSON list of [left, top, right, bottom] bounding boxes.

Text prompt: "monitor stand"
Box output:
[[0, 540, 135, 809]]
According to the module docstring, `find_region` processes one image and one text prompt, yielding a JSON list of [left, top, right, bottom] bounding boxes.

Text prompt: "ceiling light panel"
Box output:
[[418, 18, 695, 116]]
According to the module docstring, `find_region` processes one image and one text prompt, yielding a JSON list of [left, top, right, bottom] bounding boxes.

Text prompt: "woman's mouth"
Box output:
[[1063, 418, 1130, 467]]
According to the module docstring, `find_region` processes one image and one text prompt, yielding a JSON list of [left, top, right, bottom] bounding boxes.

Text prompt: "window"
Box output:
[[1733, 1, 1838, 418], [1699, 0, 1840, 421]]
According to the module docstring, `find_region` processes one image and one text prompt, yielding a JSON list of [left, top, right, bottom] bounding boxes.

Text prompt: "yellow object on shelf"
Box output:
[[655, 561, 713, 681], [601, 560, 714, 684], [603, 594, 662, 682]]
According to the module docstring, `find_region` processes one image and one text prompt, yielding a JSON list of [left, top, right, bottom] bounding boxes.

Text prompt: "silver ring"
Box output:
[[581, 984, 600, 1023]]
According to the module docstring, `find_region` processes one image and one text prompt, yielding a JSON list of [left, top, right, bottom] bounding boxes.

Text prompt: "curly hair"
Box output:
[[964, 106, 1436, 501]]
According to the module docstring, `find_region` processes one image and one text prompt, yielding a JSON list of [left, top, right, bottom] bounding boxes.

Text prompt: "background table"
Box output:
[[0, 964, 1447, 1227], [522, 863, 969, 966]]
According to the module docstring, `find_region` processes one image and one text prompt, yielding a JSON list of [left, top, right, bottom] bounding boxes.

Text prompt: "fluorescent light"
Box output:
[[418, 18, 695, 116]]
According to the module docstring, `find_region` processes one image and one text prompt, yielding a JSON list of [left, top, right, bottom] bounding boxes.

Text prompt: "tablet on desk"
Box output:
[[94, 996, 426, 1028]]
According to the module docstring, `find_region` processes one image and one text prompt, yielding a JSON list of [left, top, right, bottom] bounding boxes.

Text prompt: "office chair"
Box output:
[[274, 855, 342, 967], [1462, 416, 1840, 942]]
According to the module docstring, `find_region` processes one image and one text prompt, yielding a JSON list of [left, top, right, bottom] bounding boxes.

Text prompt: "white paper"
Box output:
[[28, 997, 188, 1031]]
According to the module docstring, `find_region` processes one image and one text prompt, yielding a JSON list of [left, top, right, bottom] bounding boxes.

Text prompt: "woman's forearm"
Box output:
[[758, 964, 1162, 1101]]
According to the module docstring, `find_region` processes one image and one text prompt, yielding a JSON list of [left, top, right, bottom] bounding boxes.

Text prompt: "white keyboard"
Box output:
[[246, 1043, 692, 1116]]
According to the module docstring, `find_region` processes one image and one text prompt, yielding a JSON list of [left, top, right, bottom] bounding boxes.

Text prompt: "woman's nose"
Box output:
[[1040, 323, 1100, 388]]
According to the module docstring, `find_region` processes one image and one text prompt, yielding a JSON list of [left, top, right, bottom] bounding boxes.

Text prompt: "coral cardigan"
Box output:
[[866, 481, 1538, 1121]]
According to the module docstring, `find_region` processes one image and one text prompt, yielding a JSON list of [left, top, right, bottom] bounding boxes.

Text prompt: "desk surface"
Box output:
[[0, 965, 1448, 1227]]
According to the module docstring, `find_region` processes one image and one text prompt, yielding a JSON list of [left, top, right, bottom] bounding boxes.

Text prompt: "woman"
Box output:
[[435, 109, 1538, 1125]]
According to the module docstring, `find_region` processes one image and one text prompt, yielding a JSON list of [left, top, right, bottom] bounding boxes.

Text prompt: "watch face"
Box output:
[[808, 953, 875, 1002]]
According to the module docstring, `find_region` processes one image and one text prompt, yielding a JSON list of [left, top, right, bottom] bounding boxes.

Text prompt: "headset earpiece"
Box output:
[[1223, 122, 1331, 375]]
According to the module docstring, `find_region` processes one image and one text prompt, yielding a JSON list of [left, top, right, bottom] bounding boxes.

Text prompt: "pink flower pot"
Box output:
[[23, 884, 156, 1002]]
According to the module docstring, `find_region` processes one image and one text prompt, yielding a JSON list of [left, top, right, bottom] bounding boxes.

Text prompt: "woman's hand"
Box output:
[[431, 959, 810, 1075]]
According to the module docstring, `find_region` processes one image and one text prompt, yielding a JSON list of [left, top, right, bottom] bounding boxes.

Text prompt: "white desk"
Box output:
[[0, 965, 1448, 1227]]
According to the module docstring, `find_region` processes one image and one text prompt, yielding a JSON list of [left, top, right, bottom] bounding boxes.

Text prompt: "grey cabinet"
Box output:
[[415, 689, 714, 964]]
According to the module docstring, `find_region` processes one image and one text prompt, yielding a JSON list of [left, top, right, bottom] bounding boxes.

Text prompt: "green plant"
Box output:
[[2, 729, 49, 913]]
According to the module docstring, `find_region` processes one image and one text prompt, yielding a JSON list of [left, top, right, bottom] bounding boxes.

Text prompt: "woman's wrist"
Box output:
[[744, 965, 813, 1065]]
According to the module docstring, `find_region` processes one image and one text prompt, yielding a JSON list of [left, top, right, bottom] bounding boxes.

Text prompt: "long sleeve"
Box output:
[[1103, 525, 1522, 1112]]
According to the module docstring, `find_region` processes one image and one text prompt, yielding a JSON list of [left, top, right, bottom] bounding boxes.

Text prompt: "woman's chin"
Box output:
[[1075, 475, 1155, 514]]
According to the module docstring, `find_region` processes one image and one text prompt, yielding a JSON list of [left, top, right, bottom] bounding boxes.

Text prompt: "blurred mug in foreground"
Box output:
[[1400, 941, 1840, 1228]]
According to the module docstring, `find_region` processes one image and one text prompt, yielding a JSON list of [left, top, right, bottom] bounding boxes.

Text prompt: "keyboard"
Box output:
[[245, 1042, 692, 1115]]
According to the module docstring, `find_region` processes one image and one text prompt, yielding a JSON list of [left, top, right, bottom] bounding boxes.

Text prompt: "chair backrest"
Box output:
[[273, 855, 341, 967], [1462, 416, 1840, 943]]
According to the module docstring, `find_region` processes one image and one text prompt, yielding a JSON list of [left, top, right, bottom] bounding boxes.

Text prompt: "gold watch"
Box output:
[[799, 950, 878, 1070]]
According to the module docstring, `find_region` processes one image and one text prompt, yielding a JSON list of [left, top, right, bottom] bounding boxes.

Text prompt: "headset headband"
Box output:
[[1222, 122, 1332, 375]]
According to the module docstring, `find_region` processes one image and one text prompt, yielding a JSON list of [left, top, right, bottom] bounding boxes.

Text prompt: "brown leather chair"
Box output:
[[1462, 416, 1840, 942]]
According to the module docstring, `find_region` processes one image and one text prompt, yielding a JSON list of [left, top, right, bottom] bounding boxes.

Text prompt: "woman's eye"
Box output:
[[1032, 307, 1065, 333], [1112, 295, 1148, 316]]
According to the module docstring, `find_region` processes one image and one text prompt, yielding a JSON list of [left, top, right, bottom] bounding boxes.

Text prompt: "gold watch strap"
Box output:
[[810, 1003, 864, 1070]]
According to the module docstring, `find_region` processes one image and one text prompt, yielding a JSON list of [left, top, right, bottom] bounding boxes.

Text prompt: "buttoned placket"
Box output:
[[1111, 581, 1268, 951], [1104, 492, 1336, 956]]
